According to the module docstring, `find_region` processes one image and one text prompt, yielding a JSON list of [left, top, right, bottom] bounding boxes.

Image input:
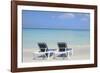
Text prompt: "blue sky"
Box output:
[[22, 10, 90, 30]]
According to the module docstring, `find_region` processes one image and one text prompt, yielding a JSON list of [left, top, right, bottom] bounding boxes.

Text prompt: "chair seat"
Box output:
[[57, 53, 67, 57]]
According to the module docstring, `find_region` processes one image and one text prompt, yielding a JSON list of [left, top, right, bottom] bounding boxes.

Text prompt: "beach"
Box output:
[[23, 45, 90, 62], [22, 29, 90, 62]]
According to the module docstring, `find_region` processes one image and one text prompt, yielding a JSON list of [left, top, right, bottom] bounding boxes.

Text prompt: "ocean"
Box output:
[[22, 28, 90, 49]]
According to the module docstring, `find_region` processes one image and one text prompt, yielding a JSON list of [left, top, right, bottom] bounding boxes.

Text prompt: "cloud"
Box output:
[[84, 14, 90, 17], [80, 14, 90, 21], [81, 18, 88, 21], [58, 13, 75, 19]]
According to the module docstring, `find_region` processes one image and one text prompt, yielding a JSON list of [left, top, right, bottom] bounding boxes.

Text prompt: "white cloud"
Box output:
[[81, 17, 88, 21], [58, 13, 75, 19], [84, 14, 90, 17], [81, 14, 90, 21]]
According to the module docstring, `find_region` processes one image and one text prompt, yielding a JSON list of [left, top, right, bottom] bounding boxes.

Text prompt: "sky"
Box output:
[[22, 10, 90, 30]]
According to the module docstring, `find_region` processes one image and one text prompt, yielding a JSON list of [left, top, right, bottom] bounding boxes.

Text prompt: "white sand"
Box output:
[[23, 46, 90, 62]]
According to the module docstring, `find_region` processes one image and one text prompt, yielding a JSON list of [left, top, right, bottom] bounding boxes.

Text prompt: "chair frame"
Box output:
[[54, 42, 73, 59], [33, 43, 48, 60]]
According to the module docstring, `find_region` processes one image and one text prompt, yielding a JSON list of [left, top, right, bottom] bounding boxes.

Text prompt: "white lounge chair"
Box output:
[[54, 42, 73, 60], [33, 43, 48, 60]]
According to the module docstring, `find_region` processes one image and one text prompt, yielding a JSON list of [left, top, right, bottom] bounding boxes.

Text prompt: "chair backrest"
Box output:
[[38, 43, 48, 52], [58, 42, 67, 52]]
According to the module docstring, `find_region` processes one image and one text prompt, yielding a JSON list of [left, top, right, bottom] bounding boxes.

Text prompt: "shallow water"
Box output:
[[22, 28, 90, 49]]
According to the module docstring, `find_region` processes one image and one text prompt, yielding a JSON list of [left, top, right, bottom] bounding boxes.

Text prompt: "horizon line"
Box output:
[[22, 28, 90, 31]]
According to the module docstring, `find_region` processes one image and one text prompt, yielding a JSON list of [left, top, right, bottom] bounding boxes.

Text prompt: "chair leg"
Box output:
[[53, 53, 56, 59], [63, 56, 65, 60], [67, 52, 71, 59], [42, 54, 46, 60]]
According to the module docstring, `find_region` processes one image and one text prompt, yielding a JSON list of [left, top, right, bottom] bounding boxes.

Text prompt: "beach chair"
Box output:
[[33, 43, 48, 60], [54, 42, 72, 59]]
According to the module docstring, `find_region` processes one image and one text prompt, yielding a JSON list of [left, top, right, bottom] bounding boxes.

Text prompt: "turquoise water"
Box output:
[[22, 29, 90, 49]]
